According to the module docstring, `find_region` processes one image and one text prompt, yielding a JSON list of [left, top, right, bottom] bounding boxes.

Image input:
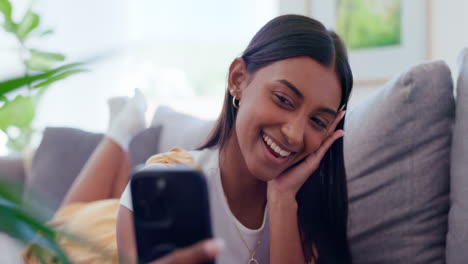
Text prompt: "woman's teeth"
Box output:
[[262, 134, 291, 158]]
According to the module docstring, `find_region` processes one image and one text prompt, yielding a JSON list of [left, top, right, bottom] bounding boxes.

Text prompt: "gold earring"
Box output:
[[232, 95, 240, 109]]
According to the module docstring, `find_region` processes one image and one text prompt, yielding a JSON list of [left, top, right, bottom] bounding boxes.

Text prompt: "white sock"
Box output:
[[106, 88, 148, 150], [107, 96, 130, 128]]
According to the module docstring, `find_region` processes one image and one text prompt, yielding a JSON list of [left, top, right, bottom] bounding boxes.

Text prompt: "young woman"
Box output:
[[118, 14, 353, 264], [24, 14, 353, 264]]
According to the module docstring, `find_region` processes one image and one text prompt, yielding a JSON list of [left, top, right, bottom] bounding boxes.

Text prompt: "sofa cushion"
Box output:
[[446, 48, 468, 264], [151, 105, 215, 152], [23, 126, 161, 218], [0, 156, 25, 184], [345, 61, 454, 263], [150, 61, 454, 264]]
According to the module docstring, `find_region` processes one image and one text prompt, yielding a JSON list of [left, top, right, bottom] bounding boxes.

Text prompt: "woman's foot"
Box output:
[[106, 88, 148, 150]]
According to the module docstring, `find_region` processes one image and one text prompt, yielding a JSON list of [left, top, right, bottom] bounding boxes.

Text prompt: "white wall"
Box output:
[[278, 0, 309, 15], [430, 0, 468, 80], [278, 0, 468, 103]]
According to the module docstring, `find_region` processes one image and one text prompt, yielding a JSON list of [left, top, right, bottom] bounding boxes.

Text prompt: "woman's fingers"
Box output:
[[327, 107, 346, 137], [307, 107, 346, 164], [315, 129, 345, 161], [150, 239, 224, 264], [299, 109, 346, 174], [315, 107, 346, 159]]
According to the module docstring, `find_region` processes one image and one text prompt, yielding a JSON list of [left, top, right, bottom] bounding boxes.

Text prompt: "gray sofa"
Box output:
[[1, 52, 468, 263]]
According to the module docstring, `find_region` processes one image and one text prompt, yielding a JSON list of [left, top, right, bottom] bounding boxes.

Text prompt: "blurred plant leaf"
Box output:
[[0, 201, 71, 264], [0, 178, 71, 264], [0, 0, 17, 32], [33, 69, 87, 88], [26, 49, 65, 72], [0, 177, 22, 205], [31, 49, 65, 61], [16, 9, 40, 41], [0, 95, 35, 130], [1, 178, 112, 263], [0, 63, 83, 96], [29, 245, 49, 264], [0, 0, 12, 21], [39, 29, 53, 37], [5, 126, 33, 153]]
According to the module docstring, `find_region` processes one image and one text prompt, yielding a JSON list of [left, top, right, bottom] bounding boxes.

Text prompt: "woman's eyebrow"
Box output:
[[277, 79, 303, 99], [318, 108, 337, 117]]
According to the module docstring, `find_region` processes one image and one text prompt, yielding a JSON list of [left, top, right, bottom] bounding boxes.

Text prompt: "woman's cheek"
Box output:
[[305, 131, 326, 153]]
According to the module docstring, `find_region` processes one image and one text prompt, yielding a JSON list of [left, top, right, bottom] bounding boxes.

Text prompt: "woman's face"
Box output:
[[231, 56, 342, 181]]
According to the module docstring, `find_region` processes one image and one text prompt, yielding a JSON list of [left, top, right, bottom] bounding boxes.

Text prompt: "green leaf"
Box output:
[[0, 178, 72, 264], [29, 245, 49, 264], [5, 127, 33, 153], [0, 95, 35, 130], [0, 201, 71, 264], [0, 63, 83, 96], [39, 29, 54, 37], [0, 0, 12, 20], [0, 0, 16, 32], [0, 177, 113, 263], [16, 9, 40, 41], [33, 69, 87, 88], [0, 178, 23, 205], [31, 49, 65, 61], [26, 49, 65, 72]]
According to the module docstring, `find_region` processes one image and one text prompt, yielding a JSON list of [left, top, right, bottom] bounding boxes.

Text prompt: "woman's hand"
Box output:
[[148, 239, 224, 264], [267, 108, 346, 201]]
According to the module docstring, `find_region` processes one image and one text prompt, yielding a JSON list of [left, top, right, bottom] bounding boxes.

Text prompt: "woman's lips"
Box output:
[[261, 133, 293, 165]]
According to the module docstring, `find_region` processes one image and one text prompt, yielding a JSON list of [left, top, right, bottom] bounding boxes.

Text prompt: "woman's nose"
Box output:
[[280, 118, 305, 147]]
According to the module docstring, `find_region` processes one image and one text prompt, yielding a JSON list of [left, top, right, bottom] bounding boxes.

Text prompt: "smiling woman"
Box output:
[[186, 15, 352, 263]]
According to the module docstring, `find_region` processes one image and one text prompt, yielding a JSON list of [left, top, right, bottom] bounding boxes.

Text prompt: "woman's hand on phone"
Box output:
[[267, 108, 346, 201], [149, 239, 224, 264]]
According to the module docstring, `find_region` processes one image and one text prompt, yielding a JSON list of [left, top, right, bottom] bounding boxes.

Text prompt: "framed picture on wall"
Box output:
[[310, 0, 431, 85]]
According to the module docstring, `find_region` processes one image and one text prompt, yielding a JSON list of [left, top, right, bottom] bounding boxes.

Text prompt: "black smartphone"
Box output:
[[130, 164, 214, 264]]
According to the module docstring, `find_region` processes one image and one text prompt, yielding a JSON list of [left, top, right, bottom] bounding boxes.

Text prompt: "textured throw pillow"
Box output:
[[151, 105, 215, 152], [446, 48, 468, 264], [23, 126, 161, 218], [345, 61, 455, 263]]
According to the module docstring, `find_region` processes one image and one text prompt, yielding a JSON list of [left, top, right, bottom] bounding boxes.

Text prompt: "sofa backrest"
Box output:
[[446, 47, 468, 264]]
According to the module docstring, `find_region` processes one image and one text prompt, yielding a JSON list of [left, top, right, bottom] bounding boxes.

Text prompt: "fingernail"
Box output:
[[340, 104, 347, 111], [204, 239, 225, 256]]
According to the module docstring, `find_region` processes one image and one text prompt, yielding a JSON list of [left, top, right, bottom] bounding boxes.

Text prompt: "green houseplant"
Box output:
[[0, 0, 87, 262], [0, 0, 86, 153]]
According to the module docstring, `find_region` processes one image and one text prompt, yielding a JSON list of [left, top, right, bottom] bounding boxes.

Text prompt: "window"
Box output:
[[0, 0, 278, 154]]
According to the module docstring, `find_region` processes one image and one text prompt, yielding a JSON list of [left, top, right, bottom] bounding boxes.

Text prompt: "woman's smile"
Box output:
[[260, 131, 295, 166]]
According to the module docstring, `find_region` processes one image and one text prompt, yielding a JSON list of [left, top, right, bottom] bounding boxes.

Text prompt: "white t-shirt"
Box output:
[[120, 147, 270, 264]]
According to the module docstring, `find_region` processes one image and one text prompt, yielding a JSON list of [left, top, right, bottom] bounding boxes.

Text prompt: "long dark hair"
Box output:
[[198, 15, 353, 264]]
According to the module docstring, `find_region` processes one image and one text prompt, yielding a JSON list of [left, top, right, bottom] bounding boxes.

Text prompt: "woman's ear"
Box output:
[[228, 58, 248, 99]]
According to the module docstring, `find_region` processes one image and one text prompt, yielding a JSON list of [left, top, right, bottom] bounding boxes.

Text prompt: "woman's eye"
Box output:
[[311, 117, 327, 129], [275, 94, 292, 107]]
